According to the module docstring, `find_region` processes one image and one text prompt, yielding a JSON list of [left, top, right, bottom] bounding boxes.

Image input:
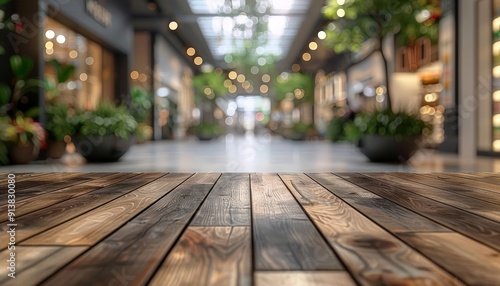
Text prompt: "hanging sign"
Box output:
[[86, 0, 112, 28]]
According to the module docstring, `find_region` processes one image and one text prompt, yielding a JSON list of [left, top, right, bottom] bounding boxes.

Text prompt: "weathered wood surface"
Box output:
[[251, 173, 343, 271], [0, 172, 498, 286], [281, 173, 462, 286]]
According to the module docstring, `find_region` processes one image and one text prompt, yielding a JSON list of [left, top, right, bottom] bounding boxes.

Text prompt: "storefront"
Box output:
[[464, 0, 500, 157], [9, 0, 133, 114], [131, 31, 195, 140], [477, 0, 500, 155]]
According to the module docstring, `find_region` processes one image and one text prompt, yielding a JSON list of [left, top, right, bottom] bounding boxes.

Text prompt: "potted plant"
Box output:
[[3, 116, 45, 164], [190, 122, 224, 141], [344, 111, 431, 162], [42, 59, 76, 158], [44, 103, 75, 159], [282, 122, 316, 141], [322, 0, 439, 161], [71, 102, 137, 162]]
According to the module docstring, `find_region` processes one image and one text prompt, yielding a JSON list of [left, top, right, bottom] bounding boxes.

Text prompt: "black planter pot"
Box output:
[[358, 135, 421, 162], [72, 135, 133, 162]]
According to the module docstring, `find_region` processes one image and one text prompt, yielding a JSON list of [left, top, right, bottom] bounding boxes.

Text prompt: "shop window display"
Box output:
[[44, 17, 115, 110]]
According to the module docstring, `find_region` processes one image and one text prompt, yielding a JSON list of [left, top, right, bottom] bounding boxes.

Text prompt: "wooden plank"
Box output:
[[0, 246, 87, 286], [341, 173, 500, 252], [0, 173, 88, 205], [0, 173, 165, 249], [371, 173, 500, 222], [41, 173, 220, 286], [23, 173, 193, 246], [0, 173, 46, 185], [0, 173, 80, 191], [388, 172, 500, 206], [191, 173, 251, 226], [149, 227, 252, 286], [0, 172, 139, 221], [285, 173, 463, 286], [424, 173, 500, 194], [255, 271, 356, 286], [398, 232, 500, 286], [303, 173, 450, 233], [251, 173, 342, 271], [0, 173, 111, 207], [452, 172, 500, 185]]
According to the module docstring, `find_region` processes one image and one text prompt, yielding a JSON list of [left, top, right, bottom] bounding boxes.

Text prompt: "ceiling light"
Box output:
[[337, 9, 346, 18], [302, 52, 311, 61], [187, 47, 196, 56], [229, 71, 237, 80], [292, 64, 300, 72], [262, 74, 271, 83], [309, 41, 318, 50], [194, 56, 203, 65], [318, 31, 326, 40], [56, 35, 66, 44], [169, 21, 178, 30], [45, 30, 55, 39]]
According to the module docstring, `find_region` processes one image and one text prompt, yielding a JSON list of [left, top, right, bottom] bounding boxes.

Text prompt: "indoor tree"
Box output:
[[322, 0, 440, 110]]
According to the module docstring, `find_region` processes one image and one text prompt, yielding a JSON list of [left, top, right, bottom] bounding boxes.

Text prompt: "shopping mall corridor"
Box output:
[[1, 134, 499, 173]]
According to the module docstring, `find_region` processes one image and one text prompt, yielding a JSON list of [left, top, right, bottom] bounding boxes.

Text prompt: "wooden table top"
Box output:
[[0, 172, 499, 286]]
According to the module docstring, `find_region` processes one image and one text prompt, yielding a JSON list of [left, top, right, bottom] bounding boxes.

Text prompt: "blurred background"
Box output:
[[1, 0, 499, 172]]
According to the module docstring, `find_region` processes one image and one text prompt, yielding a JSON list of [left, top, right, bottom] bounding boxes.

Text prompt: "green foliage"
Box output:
[[291, 122, 314, 134], [322, 0, 440, 53], [344, 110, 431, 142], [326, 117, 350, 142], [47, 59, 76, 84], [0, 116, 11, 164], [45, 103, 75, 141], [130, 86, 152, 123], [193, 71, 228, 99], [192, 122, 224, 138], [0, 55, 44, 117], [71, 103, 138, 140], [274, 73, 314, 104], [10, 55, 34, 79]]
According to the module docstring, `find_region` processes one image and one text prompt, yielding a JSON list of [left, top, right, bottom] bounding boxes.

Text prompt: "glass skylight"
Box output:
[[187, 0, 312, 62]]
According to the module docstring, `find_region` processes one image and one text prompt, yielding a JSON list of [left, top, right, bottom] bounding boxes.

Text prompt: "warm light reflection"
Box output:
[[302, 52, 311, 61], [187, 47, 196, 56], [194, 56, 203, 65], [309, 41, 318, 50], [169, 21, 178, 30], [130, 71, 139, 80]]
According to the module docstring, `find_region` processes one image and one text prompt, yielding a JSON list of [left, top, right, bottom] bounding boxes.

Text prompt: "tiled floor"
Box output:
[[1, 134, 500, 172]]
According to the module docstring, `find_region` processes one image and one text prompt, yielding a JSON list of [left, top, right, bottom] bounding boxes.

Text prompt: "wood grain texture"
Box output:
[[255, 271, 356, 286], [150, 227, 252, 286], [423, 173, 500, 194], [285, 173, 463, 286], [387, 172, 500, 206], [342, 173, 500, 252], [0, 173, 100, 205], [371, 173, 500, 222], [41, 173, 220, 286], [191, 173, 251, 226], [0, 246, 87, 286], [304, 173, 450, 233], [0, 173, 46, 184], [454, 172, 500, 185], [399, 232, 500, 286], [0, 173, 165, 249], [24, 173, 193, 246], [0, 172, 138, 221], [251, 173, 342, 271]]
